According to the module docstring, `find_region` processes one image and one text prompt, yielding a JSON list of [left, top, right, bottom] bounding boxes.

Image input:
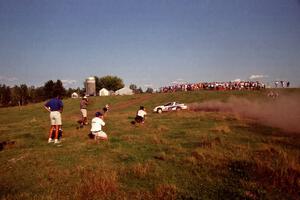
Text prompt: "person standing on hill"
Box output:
[[44, 93, 63, 144], [102, 104, 109, 117], [80, 96, 89, 127]]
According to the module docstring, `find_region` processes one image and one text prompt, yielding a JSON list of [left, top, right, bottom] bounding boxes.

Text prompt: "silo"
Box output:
[[85, 76, 96, 96]]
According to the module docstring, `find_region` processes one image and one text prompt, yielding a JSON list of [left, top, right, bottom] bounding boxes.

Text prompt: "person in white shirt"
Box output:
[[135, 106, 147, 123], [90, 112, 107, 140]]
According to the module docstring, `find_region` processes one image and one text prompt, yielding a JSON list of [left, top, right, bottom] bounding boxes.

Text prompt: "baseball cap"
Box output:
[[95, 112, 103, 117]]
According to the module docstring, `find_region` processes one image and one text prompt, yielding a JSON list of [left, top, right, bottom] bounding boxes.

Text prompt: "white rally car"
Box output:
[[153, 102, 188, 113]]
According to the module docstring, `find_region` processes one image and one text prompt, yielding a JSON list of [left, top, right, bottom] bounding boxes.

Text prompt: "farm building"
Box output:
[[85, 76, 96, 96], [99, 88, 110, 96], [71, 92, 79, 98], [109, 90, 115, 95], [115, 87, 133, 95]]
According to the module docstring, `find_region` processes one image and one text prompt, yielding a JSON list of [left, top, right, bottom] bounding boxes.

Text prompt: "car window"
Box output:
[[164, 103, 172, 106]]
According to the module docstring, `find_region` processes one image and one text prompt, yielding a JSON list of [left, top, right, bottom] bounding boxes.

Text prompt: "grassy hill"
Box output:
[[1, 89, 300, 199]]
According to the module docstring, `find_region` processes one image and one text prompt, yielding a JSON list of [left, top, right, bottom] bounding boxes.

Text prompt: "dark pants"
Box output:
[[135, 116, 144, 123]]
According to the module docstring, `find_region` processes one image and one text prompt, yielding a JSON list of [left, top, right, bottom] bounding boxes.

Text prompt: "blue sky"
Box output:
[[0, 0, 300, 89]]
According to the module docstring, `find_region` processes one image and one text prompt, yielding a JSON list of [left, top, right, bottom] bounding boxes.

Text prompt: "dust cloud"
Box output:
[[189, 95, 300, 133]]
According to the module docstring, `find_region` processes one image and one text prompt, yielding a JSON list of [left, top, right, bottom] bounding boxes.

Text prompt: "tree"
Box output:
[[0, 84, 11, 106], [44, 80, 55, 99], [43, 80, 66, 99], [66, 87, 81, 97], [95, 75, 124, 91], [145, 87, 154, 93], [11, 85, 21, 106], [94, 76, 101, 93], [136, 87, 143, 94], [53, 80, 66, 97], [130, 84, 145, 94], [34, 87, 46, 102], [129, 84, 137, 91], [20, 84, 29, 105]]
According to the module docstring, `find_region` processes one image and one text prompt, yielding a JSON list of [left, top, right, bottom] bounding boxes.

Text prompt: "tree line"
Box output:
[[0, 75, 154, 107], [0, 80, 82, 107]]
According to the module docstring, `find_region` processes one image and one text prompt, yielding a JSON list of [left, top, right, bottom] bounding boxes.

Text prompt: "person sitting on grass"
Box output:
[[135, 106, 147, 124], [90, 112, 107, 140]]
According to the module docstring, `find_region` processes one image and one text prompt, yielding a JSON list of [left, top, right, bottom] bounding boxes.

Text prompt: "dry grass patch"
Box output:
[[210, 124, 231, 134], [154, 152, 167, 161], [119, 135, 140, 143], [154, 184, 178, 200], [183, 156, 198, 165], [74, 169, 119, 200], [128, 161, 156, 178], [196, 136, 222, 148], [253, 148, 300, 192], [148, 134, 167, 145], [155, 125, 170, 132]]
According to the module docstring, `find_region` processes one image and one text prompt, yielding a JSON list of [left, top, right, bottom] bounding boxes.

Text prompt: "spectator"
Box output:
[[102, 104, 109, 115], [90, 112, 107, 140], [80, 96, 88, 127], [44, 93, 63, 144], [135, 106, 147, 124]]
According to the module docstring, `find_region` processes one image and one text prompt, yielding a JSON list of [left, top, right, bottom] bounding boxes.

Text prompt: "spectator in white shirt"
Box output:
[[135, 106, 147, 124], [90, 112, 107, 140]]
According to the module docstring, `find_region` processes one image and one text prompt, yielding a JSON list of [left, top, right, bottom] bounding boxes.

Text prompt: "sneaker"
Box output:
[[54, 139, 61, 144], [48, 138, 54, 143]]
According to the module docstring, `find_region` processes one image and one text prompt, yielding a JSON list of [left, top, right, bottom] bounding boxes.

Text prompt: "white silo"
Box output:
[[85, 76, 96, 96]]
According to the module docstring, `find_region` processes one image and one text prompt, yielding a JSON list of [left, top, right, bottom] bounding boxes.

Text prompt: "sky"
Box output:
[[0, 0, 300, 89]]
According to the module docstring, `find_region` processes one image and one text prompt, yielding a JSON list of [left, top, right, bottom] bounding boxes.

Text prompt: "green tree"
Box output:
[[129, 84, 137, 91], [44, 80, 55, 99], [53, 80, 66, 97], [43, 80, 66, 99], [145, 87, 154, 93], [20, 84, 29, 105], [34, 87, 46, 102], [94, 76, 100, 93], [66, 87, 81, 97], [136, 87, 143, 94], [130, 84, 139, 94], [0, 84, 11, 106], [9, 84, 29, 106], [11, 85, 21, 106], [95, 75, 124, 91]]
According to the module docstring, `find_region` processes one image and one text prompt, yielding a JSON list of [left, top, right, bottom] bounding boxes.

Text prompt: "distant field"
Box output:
[[1, 89, 300, 200]]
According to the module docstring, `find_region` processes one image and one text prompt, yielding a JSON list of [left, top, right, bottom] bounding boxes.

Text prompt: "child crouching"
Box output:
[[89, 112, 108, 140]]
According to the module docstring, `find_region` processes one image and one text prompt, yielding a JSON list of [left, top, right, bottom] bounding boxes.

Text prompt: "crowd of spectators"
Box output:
[[159, 81, 265, 93], [274, 81, 290, 88]]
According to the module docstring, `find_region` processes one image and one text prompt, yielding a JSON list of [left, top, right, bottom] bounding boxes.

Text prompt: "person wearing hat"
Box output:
[[90, 112, 107, 140], [80, 96, 89, 127]]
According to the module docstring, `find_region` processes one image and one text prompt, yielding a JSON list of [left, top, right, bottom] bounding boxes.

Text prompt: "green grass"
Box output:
[[1, 89, 300, 199]]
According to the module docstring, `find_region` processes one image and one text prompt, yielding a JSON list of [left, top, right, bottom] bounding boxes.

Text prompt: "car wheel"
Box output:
[[176, 107, 181, 111], [157, 109, 162, 114]]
